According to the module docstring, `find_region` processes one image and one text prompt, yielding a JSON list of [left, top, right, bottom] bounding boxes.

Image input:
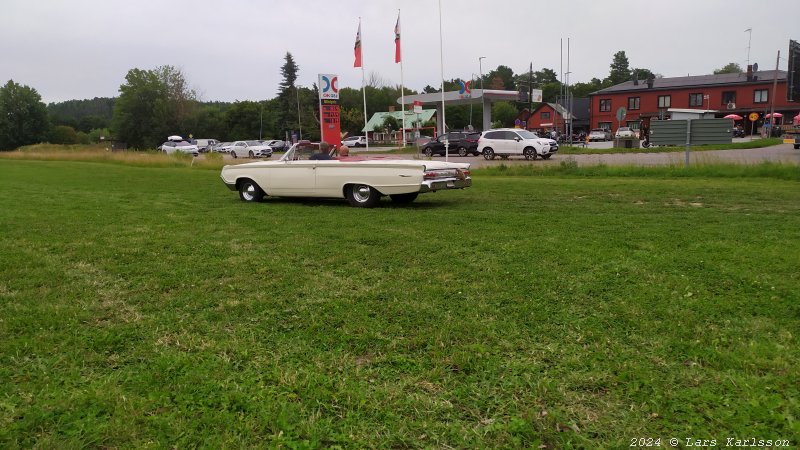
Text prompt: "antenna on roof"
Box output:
[[753, 63, 759, 72]]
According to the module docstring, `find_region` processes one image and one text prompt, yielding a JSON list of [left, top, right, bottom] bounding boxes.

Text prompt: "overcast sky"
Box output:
[[3, 0, 798, 104]]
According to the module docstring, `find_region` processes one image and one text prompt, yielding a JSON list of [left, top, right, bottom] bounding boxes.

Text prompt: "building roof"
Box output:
[[527, 99, 591, 122], [363, 109, 436, 132], [591, 70, 787, 95], [557, 98, 590, 121]]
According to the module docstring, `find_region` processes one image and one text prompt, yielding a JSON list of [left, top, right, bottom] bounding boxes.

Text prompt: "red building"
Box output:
[[515, 99, 591, 134], [589, 68, 798, 134]]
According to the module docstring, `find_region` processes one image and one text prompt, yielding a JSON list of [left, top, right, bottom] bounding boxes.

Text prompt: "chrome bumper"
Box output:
[[419, 177, 472, 192]]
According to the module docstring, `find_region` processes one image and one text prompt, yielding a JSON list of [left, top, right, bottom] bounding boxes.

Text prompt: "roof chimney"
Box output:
[[746, 65, 753, 82], [646, 76, 654, 89], [633, 70, 639, 86]]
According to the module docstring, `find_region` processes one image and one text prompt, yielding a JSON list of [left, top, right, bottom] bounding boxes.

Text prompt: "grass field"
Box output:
[[1, 159, 798, 448]]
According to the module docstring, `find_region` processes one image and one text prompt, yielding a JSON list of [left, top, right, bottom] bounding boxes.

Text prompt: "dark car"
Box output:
[[420, 132, 481, 157], [261, 139, 287, 152]]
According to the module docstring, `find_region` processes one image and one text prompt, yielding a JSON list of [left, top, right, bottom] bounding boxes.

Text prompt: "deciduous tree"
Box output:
[[0, 80, 50, 150], [714, 63, 743, 74], [111, 66, 196, 149]]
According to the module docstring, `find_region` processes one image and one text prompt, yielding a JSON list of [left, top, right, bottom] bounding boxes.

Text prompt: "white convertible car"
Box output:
[[220, 141, 472, 207]]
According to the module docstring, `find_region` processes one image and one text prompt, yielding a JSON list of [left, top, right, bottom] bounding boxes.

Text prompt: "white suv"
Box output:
[[342, 136, 367, 147], [477, 129, 558, 160]]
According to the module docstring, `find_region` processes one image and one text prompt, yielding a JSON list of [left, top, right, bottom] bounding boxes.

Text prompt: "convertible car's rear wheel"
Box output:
[[390, 192, 419, 204], [238, 179, 264, 202], [523, 147, 537, 160], [346, 184, 381, 208], [483, 148, 495, 160]]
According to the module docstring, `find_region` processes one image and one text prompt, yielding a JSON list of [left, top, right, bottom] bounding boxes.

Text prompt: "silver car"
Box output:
[[229, 141, 273, 159], [161, 141, 199, 156]]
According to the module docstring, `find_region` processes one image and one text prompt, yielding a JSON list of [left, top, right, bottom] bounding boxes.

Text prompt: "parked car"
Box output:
[[477, 129, 558, 160], [261, 139, 287, 152], [229, 140, 273, 159], [194, 138, 219, 153], [161, 141, 200, 156], [588, 128, 612, 141], [220, 141, 472, 207], [342, 136, 368, 147], [212, 142, 233, 153], [420, 132, 481, 157], [614, 127, 636, 139]]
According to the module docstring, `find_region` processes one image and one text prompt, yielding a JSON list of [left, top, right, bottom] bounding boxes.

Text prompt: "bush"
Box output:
[[48, 125, 79, 144]]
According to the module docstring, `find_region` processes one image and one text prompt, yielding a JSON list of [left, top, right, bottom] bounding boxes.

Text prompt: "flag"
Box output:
[[354, 22, 362, 68], [394, 14, 401, 63]]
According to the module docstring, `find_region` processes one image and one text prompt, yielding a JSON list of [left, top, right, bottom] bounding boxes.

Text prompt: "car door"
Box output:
[[268, 149, 316, 197], [430, 135, 445, 153], [229, 141, 240, 157], [499, 131, 518, 154]]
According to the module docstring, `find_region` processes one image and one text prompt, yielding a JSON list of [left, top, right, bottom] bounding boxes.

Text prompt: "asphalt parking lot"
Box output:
[[400, 139, 800, 168], [215, 139, 799, 167]]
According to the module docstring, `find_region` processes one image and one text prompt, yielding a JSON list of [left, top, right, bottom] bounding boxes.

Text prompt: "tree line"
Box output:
[[0, 51, 745, 151]]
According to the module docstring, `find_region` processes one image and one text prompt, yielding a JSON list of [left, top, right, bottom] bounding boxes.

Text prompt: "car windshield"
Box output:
[[246, 141, 261, 146], [281, 143, 321, 161], [516, 130, 540, 139]]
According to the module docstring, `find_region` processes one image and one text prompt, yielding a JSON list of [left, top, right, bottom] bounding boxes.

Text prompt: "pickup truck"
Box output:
[[782, 125, 800, 149], [420, 132, 481, 157]]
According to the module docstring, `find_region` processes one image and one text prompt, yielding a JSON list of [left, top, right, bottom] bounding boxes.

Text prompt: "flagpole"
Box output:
[[438, 0, 447, 162], [398, 9, 406, 148], [360, 18, 369, 151]]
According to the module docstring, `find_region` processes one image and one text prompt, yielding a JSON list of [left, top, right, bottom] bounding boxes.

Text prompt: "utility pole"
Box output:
[[529, 62, 533, 128], [768, 50, 780, 135], [296, 85, 303, 140], [479, 56, 486, 130]]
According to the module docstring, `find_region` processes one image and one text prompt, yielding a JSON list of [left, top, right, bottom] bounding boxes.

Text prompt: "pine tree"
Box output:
[[278, 52, 299, 96], [607, 51, 632, 85], [277, 52, 299, 134]]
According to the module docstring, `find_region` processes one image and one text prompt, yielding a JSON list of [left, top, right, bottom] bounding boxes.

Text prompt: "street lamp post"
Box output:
[[478, 56, 486, 130], [295, 85, 303, 140], [469, 73, 479, 129]]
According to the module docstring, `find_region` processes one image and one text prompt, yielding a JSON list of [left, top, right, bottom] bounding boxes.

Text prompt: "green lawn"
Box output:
[[1, 160, 798, 448]]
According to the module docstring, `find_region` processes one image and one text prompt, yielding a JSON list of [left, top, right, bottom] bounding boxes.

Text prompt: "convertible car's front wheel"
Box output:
[[238, 179, 264, 202], [346, 184, 381, 208]]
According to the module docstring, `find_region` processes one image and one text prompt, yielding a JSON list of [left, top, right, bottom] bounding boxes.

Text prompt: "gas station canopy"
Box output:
[[397, 89, 527, 133]]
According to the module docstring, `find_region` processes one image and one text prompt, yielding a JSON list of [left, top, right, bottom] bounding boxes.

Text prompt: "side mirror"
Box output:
[[514, 137, 521, 142]]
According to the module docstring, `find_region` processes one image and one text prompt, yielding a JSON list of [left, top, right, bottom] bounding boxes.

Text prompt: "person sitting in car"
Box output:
[[309, 142, 333, 160]]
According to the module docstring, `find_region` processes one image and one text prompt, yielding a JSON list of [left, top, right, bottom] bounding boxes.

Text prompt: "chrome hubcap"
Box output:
[[242, 184, 255, 201], [353, 185, 371, 202]]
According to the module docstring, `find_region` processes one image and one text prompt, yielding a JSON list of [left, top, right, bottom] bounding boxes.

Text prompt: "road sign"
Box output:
[[413, 101, 422, 114], [748, 112, 759, 122], [616, 107, 627, 122]]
